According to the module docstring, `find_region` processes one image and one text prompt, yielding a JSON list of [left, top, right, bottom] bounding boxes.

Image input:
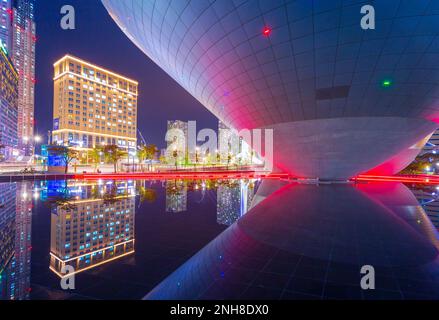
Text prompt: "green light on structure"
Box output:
[[381, 79, 392, 88]]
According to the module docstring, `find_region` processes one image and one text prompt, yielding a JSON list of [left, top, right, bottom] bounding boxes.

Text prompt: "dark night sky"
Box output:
[[35, 0, 218, 149]]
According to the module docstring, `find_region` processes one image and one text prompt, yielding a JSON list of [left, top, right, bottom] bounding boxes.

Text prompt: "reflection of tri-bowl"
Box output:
[[145, 180, 439, 300]]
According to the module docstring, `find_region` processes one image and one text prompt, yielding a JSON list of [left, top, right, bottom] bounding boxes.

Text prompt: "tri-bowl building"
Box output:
[[102, 0, 439, 180]]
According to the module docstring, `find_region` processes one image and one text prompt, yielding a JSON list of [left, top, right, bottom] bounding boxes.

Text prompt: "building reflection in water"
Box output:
[[165, 180, 187, 213], [48, 180, 135, 278], [216, 180, 256, 226], [0, 182, 32, 300]]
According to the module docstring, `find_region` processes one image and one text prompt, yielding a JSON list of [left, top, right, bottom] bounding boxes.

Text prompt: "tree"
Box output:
[[138, 186, 157, 203], [88, 146, 104, 173], [138, 144, 158, 171], [103, 144, 126, 173], [47, 145, 78, 173]]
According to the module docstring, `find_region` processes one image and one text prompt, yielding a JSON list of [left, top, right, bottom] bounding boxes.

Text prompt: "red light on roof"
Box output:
[[263, 26, 272, 37]]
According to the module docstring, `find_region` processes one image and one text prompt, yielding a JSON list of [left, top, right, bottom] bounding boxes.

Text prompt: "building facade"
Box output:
[[0, 40, 18, 161], [166, 120, 188, 165], [0, 0, 12, 51], [103, 0, 439, 179], [0, 0, 35, 157], [11, 0, 35, 156], [52, 55, 138, 153]]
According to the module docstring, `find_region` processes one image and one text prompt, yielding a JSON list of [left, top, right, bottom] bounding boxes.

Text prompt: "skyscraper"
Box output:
[[11, 0, 36, 156], [0, 0, 12, 51], [52, 55, 138, 153], [0, 40, 18, 161]]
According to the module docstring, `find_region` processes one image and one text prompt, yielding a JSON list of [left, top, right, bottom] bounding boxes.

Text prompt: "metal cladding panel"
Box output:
[[102, 0, 439, 130]]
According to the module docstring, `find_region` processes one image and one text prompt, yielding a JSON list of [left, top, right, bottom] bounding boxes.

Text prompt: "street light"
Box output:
[[172, 146, 178, 170]]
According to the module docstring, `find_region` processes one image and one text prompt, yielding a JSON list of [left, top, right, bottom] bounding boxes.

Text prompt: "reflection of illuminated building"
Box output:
[[216, 180, 255, 226], [165, 180, 187, 213], [0, 184, 17, 276], [49, 181, 135, 277], [0, 182, 32, 300]]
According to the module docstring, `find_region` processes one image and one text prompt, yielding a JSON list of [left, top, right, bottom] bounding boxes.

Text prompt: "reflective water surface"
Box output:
[[1, 178, 439, 300]]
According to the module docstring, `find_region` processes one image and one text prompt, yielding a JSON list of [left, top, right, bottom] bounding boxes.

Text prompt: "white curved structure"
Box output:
[[102, 0, 439, 179]]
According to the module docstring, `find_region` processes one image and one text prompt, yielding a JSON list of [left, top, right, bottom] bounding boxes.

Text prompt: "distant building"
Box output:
[[218, 120, 253, 165], [52, 55, 138, 153], [49, 181, 135, 277], [166, 120, 188, 165], [0, 40, 18, 161]]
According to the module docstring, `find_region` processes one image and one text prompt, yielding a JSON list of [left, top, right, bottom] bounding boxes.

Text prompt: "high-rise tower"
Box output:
[[11, 0, 36, 156], [0, 0, 12, 51]]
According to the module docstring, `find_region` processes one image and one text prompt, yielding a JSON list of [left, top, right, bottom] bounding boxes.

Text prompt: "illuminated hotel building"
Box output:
[[0, 39, 18, 160], [49, 181, 135, 277], [52, 55, 138, 153]]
